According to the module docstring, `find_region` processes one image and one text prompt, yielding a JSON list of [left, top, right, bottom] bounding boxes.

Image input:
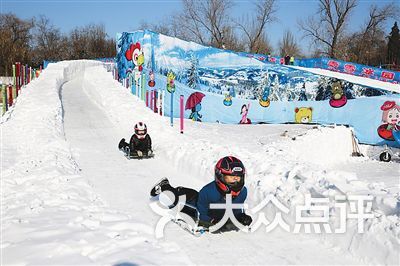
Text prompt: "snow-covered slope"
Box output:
[[1, 61, 399, 265], [291, 65, 400, 93]]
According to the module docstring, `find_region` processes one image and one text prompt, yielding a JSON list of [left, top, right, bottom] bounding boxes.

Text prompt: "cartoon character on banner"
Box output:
[[329, 80, 347, 108], [259, 86, 270, 107], [125, 42, 144, 81], [295, 107, 313, 123], [148, 70, 155, 87], [377, 101, 400, 141], [166, 71, 176, 93], [186, 92, 205, 122], [223, 87, 234, 106], [239, 103, 252, 124], [223, 94, 232, 106]]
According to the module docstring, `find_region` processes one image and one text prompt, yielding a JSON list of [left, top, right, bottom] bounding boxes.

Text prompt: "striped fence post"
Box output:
[[170, 91, 174, 126], [12, 64, 16, 86], [180, 95, 184, 134], [12, 64, 16, 100], [130, 75, 135, 95], [20, 63, 23, 89], [2, 85, 8, 115], [157, 89, 161, 115], [162, 90, 165, 116], [21, 63, 24, 87], [24, 65, 27, 85], [153, 90, 157, 112], [7, 85, 13, 106], [141, 73, 146, 102], [15, 62, 20, 97], [136, 77, 140, 98]]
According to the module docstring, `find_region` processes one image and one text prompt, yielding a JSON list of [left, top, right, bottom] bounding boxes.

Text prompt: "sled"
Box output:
[[377, 124, 395, 141], [329, 95, 347, 108], [120, 146, 154, 160], [259, 98, 270, 107]]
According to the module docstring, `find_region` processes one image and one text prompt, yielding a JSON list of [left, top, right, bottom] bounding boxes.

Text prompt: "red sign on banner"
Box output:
[[344, 64, 356, 74], [362, 68, 374, 76], [257, 56, 266, 61], [327, 60, 339, 69], [280, 58, 284, 64], [381, 71, 395, 80], [269, 57, 276, 63]]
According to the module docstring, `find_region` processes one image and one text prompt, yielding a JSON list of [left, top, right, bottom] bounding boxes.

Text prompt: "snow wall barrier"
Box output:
[[295, 57, 400, 84], [233, 55, 400, 84], [116, 30, 400, 148]]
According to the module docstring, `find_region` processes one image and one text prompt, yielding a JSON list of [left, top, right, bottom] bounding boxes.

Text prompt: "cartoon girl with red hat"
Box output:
[[377, 101, 400, 140]]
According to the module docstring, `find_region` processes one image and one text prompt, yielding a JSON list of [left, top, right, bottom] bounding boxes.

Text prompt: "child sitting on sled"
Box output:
[[119, 122, 153, 157]]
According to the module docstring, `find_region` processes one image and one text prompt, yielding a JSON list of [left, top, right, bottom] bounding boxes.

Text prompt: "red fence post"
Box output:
[[7, 85, 13, 106], [149, 90, 153, 111], [153, 90, 157, 113]]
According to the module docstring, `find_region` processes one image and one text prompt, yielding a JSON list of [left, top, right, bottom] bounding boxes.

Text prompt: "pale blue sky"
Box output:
[[2, 0, 398, 55]]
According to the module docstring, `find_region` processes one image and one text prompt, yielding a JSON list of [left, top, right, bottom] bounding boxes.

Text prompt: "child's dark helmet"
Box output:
[[134, 122, 147, 136], [214, 156, 245, 197]]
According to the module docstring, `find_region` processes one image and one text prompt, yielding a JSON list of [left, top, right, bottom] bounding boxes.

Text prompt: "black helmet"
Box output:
[[214, 156, 245, 197], [134, 122, 147, 138]]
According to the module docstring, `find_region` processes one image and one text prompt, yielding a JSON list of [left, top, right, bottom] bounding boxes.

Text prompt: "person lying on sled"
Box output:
[[150, 156, 252, 231]]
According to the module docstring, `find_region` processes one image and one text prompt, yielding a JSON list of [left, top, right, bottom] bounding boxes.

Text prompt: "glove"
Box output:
[[198, 218, 218, 228], [236, 213, 252, 226], [137, 150, 143, 157]]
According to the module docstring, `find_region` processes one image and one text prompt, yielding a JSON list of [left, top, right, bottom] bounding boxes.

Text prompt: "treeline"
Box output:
[[142, 0, 400, 69], [1, 0, 399, 76], [0, 14, 115, 76]]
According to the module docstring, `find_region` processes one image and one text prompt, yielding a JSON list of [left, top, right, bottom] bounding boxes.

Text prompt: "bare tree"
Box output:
[[68, 24, 115, 60], [278, 30, 301, 57], [221, 25, 246, 51], [0, 13, 116, 74], [235, 0, 276, 53], [361, 3, 399, 38], [177, 0, 234, 48], [343, 2, 399, 65], [299, 0, 358, 58], [31, 15, 68, 65], [0, 13, 34, 75], [138, 19, 174, 36]]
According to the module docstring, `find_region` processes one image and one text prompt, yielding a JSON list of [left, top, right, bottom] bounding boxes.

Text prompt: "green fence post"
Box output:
[[141, 72, 145, 101], [12, 64, 16, 86], [2, 85, 8, 115]]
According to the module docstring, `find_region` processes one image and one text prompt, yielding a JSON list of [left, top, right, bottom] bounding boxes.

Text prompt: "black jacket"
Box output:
[[129, 134, 152, 152]]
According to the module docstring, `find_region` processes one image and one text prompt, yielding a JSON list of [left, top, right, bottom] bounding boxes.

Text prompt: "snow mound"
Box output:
[[1, 61, 192, 265]]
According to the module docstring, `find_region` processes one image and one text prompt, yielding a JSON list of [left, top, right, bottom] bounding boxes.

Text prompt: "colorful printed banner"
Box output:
[[116, 30, 400, 147]]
